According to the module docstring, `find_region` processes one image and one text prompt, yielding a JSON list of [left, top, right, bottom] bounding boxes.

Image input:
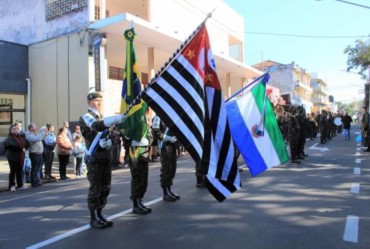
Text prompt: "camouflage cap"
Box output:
[[87, 92, 102, 101]]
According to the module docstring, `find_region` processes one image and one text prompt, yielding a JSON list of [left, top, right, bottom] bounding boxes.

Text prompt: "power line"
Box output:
[[336, 0, 370, 10], [246, 31, 369, 39]]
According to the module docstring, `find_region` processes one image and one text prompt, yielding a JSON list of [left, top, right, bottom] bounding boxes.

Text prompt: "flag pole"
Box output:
[[224, 73, 270, 103], [122, 10, 216, 116]]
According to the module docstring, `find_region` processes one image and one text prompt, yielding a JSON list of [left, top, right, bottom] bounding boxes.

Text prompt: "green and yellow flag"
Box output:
[[119, 28, 147, 141]]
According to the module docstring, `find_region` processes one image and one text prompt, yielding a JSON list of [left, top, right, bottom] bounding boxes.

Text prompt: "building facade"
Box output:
[[310, 72, 329, 113], [0, 0, 262, 141], [253, 60, 313, 113]]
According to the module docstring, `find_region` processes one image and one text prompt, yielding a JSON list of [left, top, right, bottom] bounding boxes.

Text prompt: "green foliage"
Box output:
[[344, 38, 370, 78], [336, 100, 362, 115]]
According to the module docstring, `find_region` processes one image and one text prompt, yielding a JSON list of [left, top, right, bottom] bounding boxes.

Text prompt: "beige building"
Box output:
[[21, 0, 262, 130], [310, 73, 329, 113]]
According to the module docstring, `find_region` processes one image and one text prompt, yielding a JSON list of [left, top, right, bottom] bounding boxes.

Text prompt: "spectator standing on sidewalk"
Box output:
[[5, 124, 29, 191], [56, 127, 73, 180], [73, 134, 86, 178], [26, 123, 46, 187], [43, 123, 57, 180]]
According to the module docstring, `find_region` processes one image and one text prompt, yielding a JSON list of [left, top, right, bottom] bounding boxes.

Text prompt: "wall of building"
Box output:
[[149, 0, 244, 59], [0, 0, 89, 45], [268, 65, 294, 95], [29, 33, 89, 129]]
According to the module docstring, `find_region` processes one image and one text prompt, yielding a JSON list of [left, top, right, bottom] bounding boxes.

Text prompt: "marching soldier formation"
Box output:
[[78, 91, 361, 229], [276, 103, 355, 164]]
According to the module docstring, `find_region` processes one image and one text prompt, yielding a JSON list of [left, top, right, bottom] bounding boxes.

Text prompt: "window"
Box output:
[[109, 66, 124, 80], [45, 0, 88, 21]]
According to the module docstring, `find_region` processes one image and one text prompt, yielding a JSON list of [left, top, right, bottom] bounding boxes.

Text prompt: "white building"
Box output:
[[253, 60, 313, 113]]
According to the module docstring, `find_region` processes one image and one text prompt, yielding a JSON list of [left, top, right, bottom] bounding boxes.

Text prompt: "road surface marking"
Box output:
[[353, 168, 361, 175], [343, 215, 359, 243], [26, 197, 163, 249], [355, 159, 362, 163], [350, 183, 360, 194]]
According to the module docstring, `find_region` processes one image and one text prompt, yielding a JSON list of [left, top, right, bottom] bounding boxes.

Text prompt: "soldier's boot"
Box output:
[[196, 175, 206, 188], [89, 209, 107, 229], [167, 186, 180, 200], [138, 198, 152, 213], [132, 199, 149, 214], [162, 187, 177, 201], [97, 208, 113, 227]]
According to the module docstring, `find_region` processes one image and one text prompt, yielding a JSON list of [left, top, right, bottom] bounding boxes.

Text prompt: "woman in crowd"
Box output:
[[56, 127, 73, 180], [4, 124, 29, 191], [73, 134, 86, 178]]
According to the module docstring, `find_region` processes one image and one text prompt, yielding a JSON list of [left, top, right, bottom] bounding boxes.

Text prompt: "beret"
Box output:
[[87, 92, 102, 101]]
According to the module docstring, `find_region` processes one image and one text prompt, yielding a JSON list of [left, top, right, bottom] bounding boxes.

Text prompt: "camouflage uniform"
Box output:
[[79, 109, 112, 212], [288, 107, 301, 163], [296, 106, 308, 157], [319, 110, 328, 144], [128, 124, 153, 214], [361, 107, 370, 148], [152, 115, 179, 201]]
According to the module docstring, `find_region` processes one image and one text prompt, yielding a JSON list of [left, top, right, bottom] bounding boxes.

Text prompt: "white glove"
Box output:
[[104, 114, 127, 127], [163, 135, 177, 143], [99, 138, 112, 149]]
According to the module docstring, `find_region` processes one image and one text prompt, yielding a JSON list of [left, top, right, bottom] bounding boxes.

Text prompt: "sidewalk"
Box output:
[[0, 156, 86, 192]]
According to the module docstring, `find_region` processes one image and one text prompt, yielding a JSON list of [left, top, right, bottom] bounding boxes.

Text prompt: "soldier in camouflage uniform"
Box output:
[[79, 92, 126, 229], [296, 106, 308, 159], [128, 121, 153, 214], [319, 110, 328, 144], [361, 106, 370, 150], [152, 115, 180, 201], [327, 111, 334, 141], [288, 106, 301, 163]]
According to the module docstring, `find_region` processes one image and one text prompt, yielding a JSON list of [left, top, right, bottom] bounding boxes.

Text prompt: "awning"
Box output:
[[88, 13, 262, 80]]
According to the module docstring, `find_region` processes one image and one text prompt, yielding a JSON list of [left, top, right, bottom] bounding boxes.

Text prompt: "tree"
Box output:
[[335, 100, 362, 115], [344, 38, 370, 79]]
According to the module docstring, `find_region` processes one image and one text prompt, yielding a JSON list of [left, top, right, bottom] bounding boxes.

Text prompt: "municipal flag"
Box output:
[[226, 74, 290, 176]]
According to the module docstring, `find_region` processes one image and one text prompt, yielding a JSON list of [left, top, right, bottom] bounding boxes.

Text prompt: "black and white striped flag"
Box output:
[[141, 23, 241, 202]]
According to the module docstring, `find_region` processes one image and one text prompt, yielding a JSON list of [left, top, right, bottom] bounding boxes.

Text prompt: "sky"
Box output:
[[223, 0, 370, 103]]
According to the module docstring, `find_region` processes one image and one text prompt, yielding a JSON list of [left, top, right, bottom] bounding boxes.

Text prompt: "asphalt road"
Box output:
[[1, 124, 370, 249]]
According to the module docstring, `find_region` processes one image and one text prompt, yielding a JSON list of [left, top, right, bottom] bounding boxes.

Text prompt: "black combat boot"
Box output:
[[196, 175, 206, 188], [132, 199, 149, 214], [97, 208, 113, 227], [291, 159, 301, 164], [89, 209, 107, 229], [167, 186, 180, 200], [162, 187, 176, 201], [138, 198, 152, 213]]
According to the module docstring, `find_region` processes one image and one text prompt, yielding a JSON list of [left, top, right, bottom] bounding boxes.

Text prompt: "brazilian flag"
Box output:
[[119, 28, 148, 142]]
